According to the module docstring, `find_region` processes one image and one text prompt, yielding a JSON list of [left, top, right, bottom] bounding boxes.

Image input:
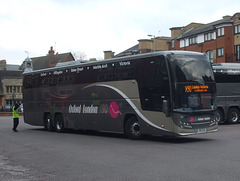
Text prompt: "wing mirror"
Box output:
[[163, 100, 170, 117]]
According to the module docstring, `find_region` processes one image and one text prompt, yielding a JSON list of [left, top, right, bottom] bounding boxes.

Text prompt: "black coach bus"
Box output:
[[22, 51, 218, 139], [213, 63, 240, 124]]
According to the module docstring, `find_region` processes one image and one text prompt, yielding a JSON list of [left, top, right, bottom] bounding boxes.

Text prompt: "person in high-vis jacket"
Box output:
[[12, 103, 20, 132]]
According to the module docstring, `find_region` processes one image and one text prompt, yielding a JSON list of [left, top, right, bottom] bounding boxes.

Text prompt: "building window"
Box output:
[[206, 50, 213, 63], [204, 32, 214, 41], [217, 48, 224, 57], [6, 86, 9, 93], [189, 37, 197, 45], [5, 86, 21, 93], [16, 86, 20, 93], [235, 45, 240, 62], [217, 27, 224, 37], [6, 86, 13, 93], [172, 39, 175, 49], [234, 24, 240, 34]]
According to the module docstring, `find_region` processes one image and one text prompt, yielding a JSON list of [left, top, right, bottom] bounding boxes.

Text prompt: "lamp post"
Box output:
[[12, 92, 15, 106], [148, 34, 155, 52], [12, 87, 16, 106]]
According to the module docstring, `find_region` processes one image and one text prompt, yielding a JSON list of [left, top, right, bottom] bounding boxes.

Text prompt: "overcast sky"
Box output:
[[0, 0, 239, 65]]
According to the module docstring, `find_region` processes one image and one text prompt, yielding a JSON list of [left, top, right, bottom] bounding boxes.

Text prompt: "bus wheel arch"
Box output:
[[124, 114, 142, 140], [43, 113, 54, 131], [227, 107, 240, 124], [216, 108, 224, 124], [54, 113, 65, 133]]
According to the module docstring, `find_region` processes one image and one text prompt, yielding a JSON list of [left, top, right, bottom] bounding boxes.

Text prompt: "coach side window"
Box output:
[[215, 71, 240, 83], [137, 56, 170, 112]]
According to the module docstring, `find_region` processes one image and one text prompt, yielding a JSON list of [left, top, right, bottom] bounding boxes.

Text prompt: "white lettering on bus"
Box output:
[[53, 70, 63, 75], [71, 68, 77, 72], [83, 105, 98, 114], [119, 61, 130, 66], [40, 73, 47, 77], [69, 105, 82, 113], [93, 64, 108, 70], [198, 117, 211, 121], [69, 104, 99, 114], [77, 67, 83, 72]]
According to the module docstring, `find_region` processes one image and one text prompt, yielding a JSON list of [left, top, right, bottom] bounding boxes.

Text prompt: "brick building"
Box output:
[[0, 61, 23, 107], [170, 13, 240, 63], [28, 46, 75, 70], [105, 12, 240, 64]]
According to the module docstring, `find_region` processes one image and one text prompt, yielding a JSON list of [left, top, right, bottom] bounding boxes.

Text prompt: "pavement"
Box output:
[[0, 112, 23, 116]]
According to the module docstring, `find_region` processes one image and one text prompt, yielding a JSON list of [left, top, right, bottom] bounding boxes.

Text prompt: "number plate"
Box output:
[[195, 128, 206, 134]]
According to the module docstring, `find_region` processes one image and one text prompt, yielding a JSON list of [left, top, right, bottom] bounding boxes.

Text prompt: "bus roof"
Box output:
[[22, 51, 205, 75], [213, 63, 240, 74], [212, 63, 240, 69]]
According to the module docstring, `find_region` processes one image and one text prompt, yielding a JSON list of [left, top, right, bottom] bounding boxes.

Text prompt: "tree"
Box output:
[[72, 51, 87, 60]]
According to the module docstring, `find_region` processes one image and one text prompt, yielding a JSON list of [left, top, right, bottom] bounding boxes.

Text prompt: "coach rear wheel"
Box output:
[[44, 114, 54, 131], [227, 108, 240, 124], [125, 117, 142, 140], [55, 114, 65, 133]]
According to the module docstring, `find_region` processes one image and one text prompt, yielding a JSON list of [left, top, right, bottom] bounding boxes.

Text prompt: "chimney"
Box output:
[[138, 39, 153, 53], [103, 51, 115, 59], [0, 59, 7, 71], [48, 46, 55, 65], [222, 15, 231, 19]]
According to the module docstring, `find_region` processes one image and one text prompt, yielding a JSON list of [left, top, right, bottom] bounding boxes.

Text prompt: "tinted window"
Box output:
[[169, 54, 214, 84], [137, 56, 170, 112], [214, 71, 240, 83]]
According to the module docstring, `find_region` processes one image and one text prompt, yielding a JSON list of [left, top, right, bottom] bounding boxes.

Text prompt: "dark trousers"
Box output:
[[13, 118, 19, 130]]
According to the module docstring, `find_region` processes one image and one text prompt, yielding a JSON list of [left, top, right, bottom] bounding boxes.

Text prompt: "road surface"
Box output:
[[0, 116, 240, 181]]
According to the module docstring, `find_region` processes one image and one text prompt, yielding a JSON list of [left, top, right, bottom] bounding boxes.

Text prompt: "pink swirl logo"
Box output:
[[109, 101, 122, 118]]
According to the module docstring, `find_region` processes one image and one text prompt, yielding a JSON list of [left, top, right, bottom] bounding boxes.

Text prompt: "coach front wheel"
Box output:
[[125, 117, 142, 140]]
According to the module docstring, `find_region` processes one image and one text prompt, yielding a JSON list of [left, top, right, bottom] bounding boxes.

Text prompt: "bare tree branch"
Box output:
[[72, 51, 87, 60]]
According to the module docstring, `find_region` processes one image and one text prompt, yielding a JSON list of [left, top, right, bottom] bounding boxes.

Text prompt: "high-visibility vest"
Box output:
[[12, 106, 19, 118]]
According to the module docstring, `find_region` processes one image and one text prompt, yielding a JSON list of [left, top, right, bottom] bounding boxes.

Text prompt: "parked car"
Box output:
[[20, 104, 23, 112], [1, 105, 12, 112]]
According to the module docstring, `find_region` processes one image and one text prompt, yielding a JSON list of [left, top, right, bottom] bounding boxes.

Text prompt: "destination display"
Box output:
[[185, 85, 209, 93]]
